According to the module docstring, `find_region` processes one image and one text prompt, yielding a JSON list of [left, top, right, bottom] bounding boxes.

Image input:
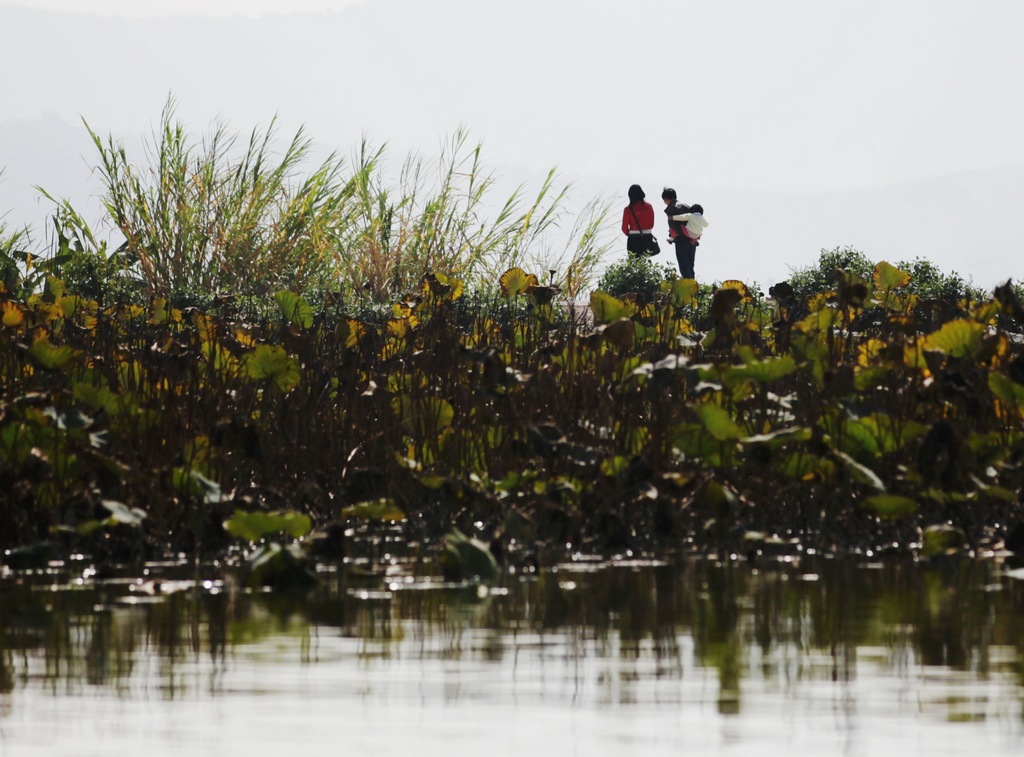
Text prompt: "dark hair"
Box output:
[[690, 203, 704, 214], [628, 184, 646, 203], [661, 187, 677, 202]]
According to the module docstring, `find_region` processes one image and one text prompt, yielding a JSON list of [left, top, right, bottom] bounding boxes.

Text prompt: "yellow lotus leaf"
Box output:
[[600, 318, 635, 349], [873, 261, 911, 290], [2, 301, 25, 327], [387, 318, 410, 339], [589, 290, 636, 324], [499, 268, 538, 298], [665, 277, 699, 308], [719, 279, 753, 302], [857, 338, 887, 367]]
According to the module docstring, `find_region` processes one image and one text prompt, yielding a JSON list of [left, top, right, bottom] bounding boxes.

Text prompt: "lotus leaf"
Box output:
[[441, 527, 499, 583], [732, 355, 797, 384], [274, 290, 313, 329], [666, 277, 699, 308], [1, 301, 25, 327], [29, 340, 76, 370], [245, 344, 300, 392], [832, 450, 886, 492], [589, 290, 636, 324], [861, 494, 918, 518], [854, 364, 893, 392], [173, 468, 227, 504], [873, 261, 911, 291], [422, 271, 464, 301], [698, 403, 744, 441], [920, 524, 965, 557], [225, 508, 313, 542], [148, 296, 172, 325], [600, 455, 630, 477], [923, 319, 985, 358], [243, 542, 317, 590], [780, 452, 835, 481], [719, 280, 753, 302], [387, 317, 412, 339], [101, 499, 147, 527], [989, 372, 1024, 406], [600, 318, 634, 349], [499, 268, 538, 297], [740, 427, 812, 447], [340, 499, 406, 522]]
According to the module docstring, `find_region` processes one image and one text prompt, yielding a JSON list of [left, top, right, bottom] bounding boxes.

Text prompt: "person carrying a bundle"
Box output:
[[662, 187, 699, 279], [671, 203, 708, 247]]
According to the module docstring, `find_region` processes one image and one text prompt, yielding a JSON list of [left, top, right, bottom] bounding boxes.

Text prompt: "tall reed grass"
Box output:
[[77, 98, 612, 302]]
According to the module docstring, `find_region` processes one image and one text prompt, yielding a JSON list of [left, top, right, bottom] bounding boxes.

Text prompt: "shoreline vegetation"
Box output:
[[3, 104, 1024, 588]]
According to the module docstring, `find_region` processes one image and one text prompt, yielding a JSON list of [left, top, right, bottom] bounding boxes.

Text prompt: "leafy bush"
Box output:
[[597, 255, 677, 301], [39, 196, 144, 304], [894, 256, 986, 304], [787, 245, 874, 303]]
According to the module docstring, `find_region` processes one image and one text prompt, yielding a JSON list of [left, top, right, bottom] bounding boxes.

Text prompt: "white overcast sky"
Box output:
[[2, 0, 1023, 287]]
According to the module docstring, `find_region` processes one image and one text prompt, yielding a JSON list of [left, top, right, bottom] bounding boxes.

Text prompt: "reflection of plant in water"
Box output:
[[4, 557, 1024, 717]]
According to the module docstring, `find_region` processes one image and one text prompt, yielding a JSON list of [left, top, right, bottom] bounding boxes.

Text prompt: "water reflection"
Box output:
[[2, 557, 1023, 755]]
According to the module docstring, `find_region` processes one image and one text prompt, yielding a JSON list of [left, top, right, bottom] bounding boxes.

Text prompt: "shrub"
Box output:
[[597, 255, 677, 301], [786, 245, 874, 304]]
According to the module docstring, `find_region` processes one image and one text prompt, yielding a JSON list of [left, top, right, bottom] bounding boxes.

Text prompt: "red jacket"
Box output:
[[622, 201, 655, 234]]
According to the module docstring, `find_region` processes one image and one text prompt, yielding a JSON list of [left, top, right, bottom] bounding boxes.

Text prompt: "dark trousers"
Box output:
[[673, 238, 695, 279]]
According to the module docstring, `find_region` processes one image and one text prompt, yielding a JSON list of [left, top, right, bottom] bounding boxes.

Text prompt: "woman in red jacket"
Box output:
[[621, 184, 656, 256]]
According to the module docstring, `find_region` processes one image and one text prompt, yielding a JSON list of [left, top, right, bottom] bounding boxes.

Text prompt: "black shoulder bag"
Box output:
[[627, 205, 660, 257]]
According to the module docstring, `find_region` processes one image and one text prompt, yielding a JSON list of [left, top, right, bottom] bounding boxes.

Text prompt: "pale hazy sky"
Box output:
[[3, 0, 366, 17], [2, 0, 1023, 287]]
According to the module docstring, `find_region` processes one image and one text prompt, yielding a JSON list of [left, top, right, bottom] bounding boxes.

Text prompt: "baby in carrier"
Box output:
[[670, 203, 708, 246]]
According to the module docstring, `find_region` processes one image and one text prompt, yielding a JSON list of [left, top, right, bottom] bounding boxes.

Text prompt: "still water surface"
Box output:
[[2, 556, 1023, 756]]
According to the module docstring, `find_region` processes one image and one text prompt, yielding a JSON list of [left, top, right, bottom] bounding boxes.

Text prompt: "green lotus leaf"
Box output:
[[29, 340, 76, 370], [921, 524, 965, 557], [274, 290, 314, 329], [172, 467, 227, 504], [441, 527, 499, 583], [101, 499, 147, 527], [244, 542, 317, 590], [989, 372, 1024, 404], [780, 453, 835, 481], [873, 261, 911, 291], [922, 319, 984, 358], [224, 508, 313, 542], [340, 498, 406, 522], [671, 422, 724, 462], [697, 403, 744, 441], [832, 450, 886, 492], [396, 396, 455, 434], [733, 355, 797, 383], [740, 427, 812, 447], [854, 364, 893, 392], [861, 494, 918, 518], [589, 290, 636, 324], [666, 277, 699, 308], [417, 475, 447, 490], [245, 344, 300, 392], [600, 455, 630, 477]]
